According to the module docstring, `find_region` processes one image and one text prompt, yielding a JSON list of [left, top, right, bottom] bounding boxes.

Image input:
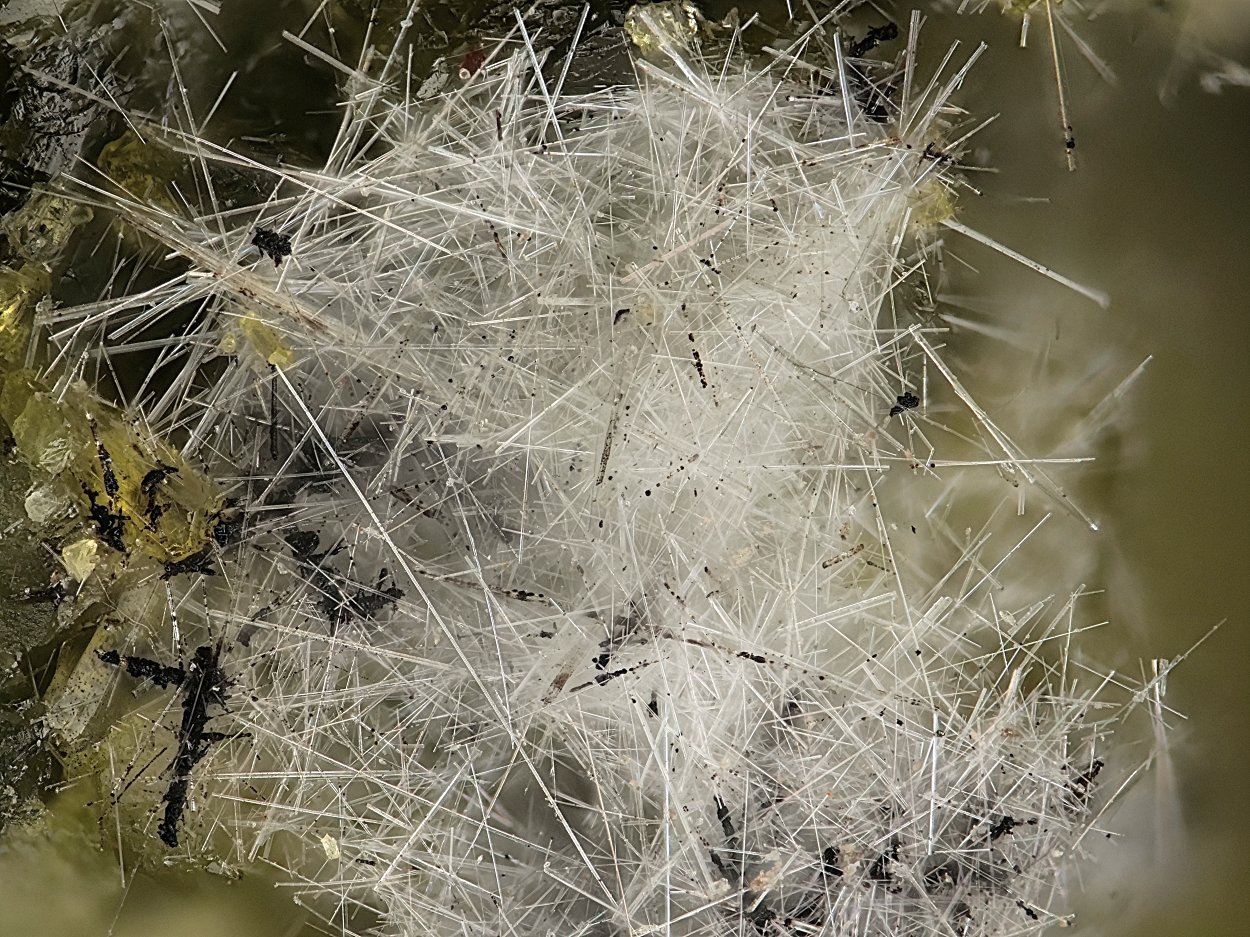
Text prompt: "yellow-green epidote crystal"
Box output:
[[96, 129, 182, 216], [0, 264, 48, 363], [624, 1, 702, 57], [1, 371, 222, 564], [0, 190, 85, 366], [0, 181, 226, 851]]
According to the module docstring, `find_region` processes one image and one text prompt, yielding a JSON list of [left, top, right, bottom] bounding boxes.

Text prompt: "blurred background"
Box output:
[[0, 2, 1246, 935], [918, 9, 1250, 937], [948, 7, 1250, 936]]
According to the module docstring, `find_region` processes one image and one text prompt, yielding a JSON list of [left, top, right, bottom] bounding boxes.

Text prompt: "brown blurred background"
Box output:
[[923, 6, 1250, 937]]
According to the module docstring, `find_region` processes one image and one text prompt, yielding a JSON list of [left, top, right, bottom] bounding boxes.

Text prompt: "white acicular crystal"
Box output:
[[57, 10, 1168, 937]]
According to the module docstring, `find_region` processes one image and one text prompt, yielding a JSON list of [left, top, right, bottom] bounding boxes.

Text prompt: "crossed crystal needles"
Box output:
[[11, 8, 1170, 937]]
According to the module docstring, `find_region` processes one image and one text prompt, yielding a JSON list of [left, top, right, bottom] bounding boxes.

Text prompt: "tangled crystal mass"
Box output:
[[0, 5, 1177, 937]]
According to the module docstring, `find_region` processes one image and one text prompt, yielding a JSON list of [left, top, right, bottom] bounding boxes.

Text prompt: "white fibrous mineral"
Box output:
[[52, 9, 1169, 937]]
